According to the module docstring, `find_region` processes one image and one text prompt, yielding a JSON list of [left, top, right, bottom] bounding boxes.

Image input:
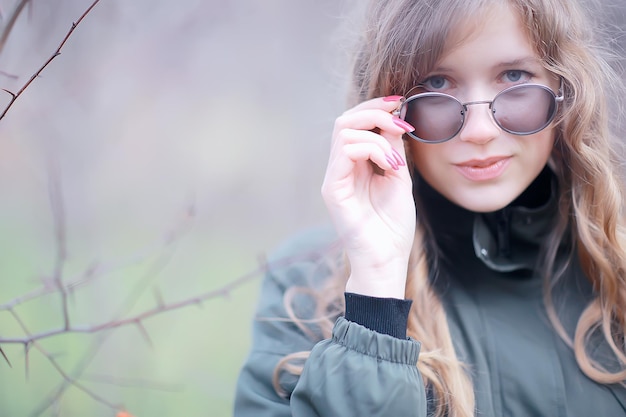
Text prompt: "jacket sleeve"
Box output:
[[291, 317, 426, 416], [234, 227, 428, 416], [234, 227, 337, 416]]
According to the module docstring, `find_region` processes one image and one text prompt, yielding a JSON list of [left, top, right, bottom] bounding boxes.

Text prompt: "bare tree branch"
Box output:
[[7, 306, 122, 413], [18, 203, 194, 416], [0, 0, 103, 122], [47, 157, 70, 330], [0, 0, 32, 55], [3, 220, 335, 415], [0, 345, 10, 367], [23, 188, 196, 415], [0, 237, 195, 313], [0, 0, 335, 415]]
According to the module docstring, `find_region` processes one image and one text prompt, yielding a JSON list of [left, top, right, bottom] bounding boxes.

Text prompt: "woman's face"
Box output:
[[408, 4, 559, 213]]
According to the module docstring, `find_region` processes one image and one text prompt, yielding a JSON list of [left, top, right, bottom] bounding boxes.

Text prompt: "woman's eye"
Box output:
[[502, 70, 531, 83], [423, 76, 449, 90]]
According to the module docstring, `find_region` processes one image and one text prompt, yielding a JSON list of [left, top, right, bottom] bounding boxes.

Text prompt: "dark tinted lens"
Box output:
[[402, 94, 464, 142], [492, 85, 556, 134]]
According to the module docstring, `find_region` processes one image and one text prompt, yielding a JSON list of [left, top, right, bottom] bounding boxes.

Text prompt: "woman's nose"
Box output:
[[458, 102, 501, 144]]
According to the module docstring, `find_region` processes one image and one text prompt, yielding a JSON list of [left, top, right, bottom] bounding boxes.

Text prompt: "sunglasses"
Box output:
[[394, 83, 564, 143]]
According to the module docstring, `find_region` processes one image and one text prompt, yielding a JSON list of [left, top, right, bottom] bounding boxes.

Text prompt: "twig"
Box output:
[[0, 1, 342, 414], [28, 204, 194, 416], [0, 236, 194, 312], [8, 308, 123, 414], [4, 220, 337, 415], [0, 345, 10, 367], [28, 341, 123, 417], [0, 0, 103, 121], [48, 157, 70, 330], [0, 69, 18, 79], [1, 244, 335, 346], [0, 0, 32, 55]]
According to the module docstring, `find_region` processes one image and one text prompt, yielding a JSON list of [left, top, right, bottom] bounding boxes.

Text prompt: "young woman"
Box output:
[[235, 0, 626, 415]]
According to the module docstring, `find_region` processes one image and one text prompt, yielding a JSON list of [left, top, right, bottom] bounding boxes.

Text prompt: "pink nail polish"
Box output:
[[391, 148, 406, 167], [392, 116, 415, 132], [385, 155, 399, 170], [383, 95, 403, 102]]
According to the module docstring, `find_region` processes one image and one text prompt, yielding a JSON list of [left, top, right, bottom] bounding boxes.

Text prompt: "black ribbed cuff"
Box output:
[[344, 292, 413, 339]]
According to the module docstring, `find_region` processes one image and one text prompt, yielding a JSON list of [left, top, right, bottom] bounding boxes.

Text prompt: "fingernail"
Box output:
[[383, 95, 403, 102], [391, 148, 406, 167], [392, 116, 415, 132], [385, 154, 399, 170]]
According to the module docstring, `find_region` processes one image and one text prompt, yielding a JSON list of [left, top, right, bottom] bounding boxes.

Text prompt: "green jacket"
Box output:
[[234, 170, 626, 416]]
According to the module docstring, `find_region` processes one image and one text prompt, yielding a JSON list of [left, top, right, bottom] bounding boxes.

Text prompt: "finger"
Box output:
[[333, 109, 414, 142], [325, 142, 399, 188], [343, 143, 400, 172], [330, 128, 396, 154], [329, 129, 408, 172]]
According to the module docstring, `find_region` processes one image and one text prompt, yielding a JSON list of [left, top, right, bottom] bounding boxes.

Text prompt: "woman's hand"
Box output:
[[321, 96, 416, 299]]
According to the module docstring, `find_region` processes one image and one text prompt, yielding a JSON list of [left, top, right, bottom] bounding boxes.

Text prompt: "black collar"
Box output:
[[416, 166, 559, 273]]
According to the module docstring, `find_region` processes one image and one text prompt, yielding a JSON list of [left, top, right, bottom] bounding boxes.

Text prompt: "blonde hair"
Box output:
[[274, 1, 626, 416]]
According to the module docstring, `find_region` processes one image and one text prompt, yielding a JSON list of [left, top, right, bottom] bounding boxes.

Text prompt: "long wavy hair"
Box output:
[[274, 1, 626, 416]]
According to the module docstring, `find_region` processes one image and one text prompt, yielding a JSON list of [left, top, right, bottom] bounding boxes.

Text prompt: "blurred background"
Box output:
[[0, 0, 359, 415], [0, 1, 624, 417]]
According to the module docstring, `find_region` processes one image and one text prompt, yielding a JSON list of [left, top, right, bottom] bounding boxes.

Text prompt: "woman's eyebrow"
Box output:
[[494, 57, 542, 68], [433, 57, 542, 73]]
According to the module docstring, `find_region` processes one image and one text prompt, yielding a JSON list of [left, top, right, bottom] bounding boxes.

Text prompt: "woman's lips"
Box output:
[[454, 156, 512, 181]]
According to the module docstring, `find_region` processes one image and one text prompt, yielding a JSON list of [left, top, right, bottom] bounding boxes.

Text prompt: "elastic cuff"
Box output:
[[344, 292, 413, 339], [332, 317, 420, 364]]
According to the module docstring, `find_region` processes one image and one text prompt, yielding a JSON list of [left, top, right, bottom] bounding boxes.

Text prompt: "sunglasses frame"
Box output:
[[395, 81, 564, 144]]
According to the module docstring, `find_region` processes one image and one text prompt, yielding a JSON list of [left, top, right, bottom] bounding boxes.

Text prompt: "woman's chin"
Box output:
[[444, 189, 520, 213]]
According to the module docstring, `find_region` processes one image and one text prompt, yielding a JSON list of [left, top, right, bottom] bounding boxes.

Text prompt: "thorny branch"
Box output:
[[48, 156, 70, 332], [1, 189, 330, 416], [8, 307, 124, 413], [0, 0, 331, 415], [0, 0, 189, 414], [0, 0, 103, 121], [26, 226, 187, 417], [0, 0, 32, 56], [2, 252, 291, 346], [0, 157, 197, 415], [1, 153, 333, 414]]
